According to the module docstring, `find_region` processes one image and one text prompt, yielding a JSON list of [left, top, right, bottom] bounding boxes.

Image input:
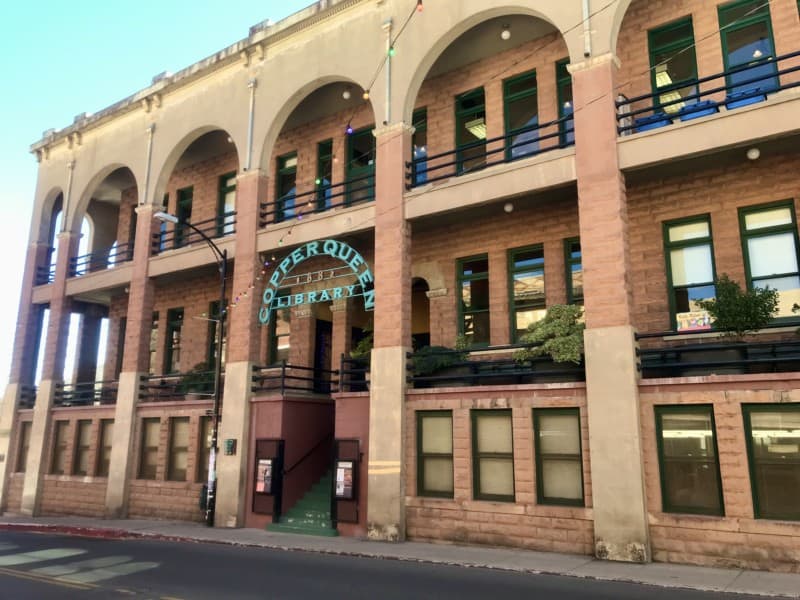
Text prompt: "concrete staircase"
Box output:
[[267, 471, 338, 537]]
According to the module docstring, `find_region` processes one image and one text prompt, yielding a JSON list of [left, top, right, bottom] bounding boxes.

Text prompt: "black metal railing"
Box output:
[[405, 114, 575, 190], [35, 264, 56, 285], [617, 49, 800, 135], [138, 370, 218, 403], [152, 211, 236, 254], [18, 385, 37, 408], [69, 242, 134, 277], [251, 362, 339, 395], [407, 344, 585, 388], [339, 354, 370, 392], [637, 328, 800, 378], [54, 380, 118, 407], [259, 174, 375, 227]]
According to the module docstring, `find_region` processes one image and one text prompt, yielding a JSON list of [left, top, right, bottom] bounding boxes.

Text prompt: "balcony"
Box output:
[[251, 362, 338, 395], [138, 369, 218, 403], [69, 242, 133, 277], [54, 380, 118, 407], [152, 211, 236, 255], [35, 264, 55, 286]]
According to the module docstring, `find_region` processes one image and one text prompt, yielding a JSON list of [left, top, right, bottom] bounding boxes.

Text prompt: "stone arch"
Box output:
[[608, 0, 635, 61], [66, 163, 138, 235], [33, 186, 65, 244], [412, 260, 446, 293]]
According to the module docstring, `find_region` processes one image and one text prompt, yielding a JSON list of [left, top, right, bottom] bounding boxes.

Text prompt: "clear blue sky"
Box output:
[[0, 0, 313, 386]]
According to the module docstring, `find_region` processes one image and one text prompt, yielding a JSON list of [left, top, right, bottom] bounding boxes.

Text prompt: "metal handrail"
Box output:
[[283, 432, 333, 475], [138, 370, 219, 402], [69, 242, 134, 276], [252, 362, 340, 394], [339, 354, 370, 393], [54, 380, 118, 406], [35, 264, 56, 285], [18, 385, 37, 408], [152, 211, 237, 254]]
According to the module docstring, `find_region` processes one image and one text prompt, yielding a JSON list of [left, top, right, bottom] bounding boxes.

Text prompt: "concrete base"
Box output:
[[104, 371, 141, 518], [20, 380, 58, 516]]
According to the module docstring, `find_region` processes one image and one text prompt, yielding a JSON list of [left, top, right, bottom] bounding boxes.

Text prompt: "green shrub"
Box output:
[[513, 304, 585, 364], [696, 274, 778, 338]]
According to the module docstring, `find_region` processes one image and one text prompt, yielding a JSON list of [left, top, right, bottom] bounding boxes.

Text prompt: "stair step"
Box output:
[[267, 521, 339, 537]]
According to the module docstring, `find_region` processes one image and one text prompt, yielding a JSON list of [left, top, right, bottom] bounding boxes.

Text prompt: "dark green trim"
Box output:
[[654, 404, 725, 516], [316, 139, 333, 209], [456, 254, 490, 347], [345, 125, 375, 205], [471, 409, 515, 502], [416, 410, 454, 499], [663, 214, 716, 331], [556, 58, 573, 146], [718, 0, 776, 88], [216, 172, 236, 237], [507, 244, 545, 343], [412, 108, 428, 184], [742, 403, 800, 521], [502, 70, 537, 161], [175, 187, 193, 248], [647, 16, 697, 103], [454, 87, 486, 174], [137, 417, 160, 480], [268, 291, 290, 365], [564, 237, 583, 306], [164, 307, 184, 374], [533, 407, 585, 507], [276, 152, 297, 223]]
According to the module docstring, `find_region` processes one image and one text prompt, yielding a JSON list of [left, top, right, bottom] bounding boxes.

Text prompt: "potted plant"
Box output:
[[179, 362, 215, 397], [412, 335, 471, 387], [513, 304, 585, 382]]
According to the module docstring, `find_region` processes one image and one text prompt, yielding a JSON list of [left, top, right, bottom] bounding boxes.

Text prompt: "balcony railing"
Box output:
[[617, 49, 800, 136], [258, 174, 375, 227], [35, 264, 56, 285], [54, 380, 118, 407], [69, 242, 134, 277], [152, 211, 236, 255], [251, 362, 339, 395], [405, 114, 575, 190], [339, 355, 370, 393], [18, 385, 37, 408], [637, 329, 800, 378], [138, 370, 218, 402]]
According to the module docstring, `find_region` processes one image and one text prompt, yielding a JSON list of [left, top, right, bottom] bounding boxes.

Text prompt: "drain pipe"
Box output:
[[582, 0, 592, 58], [246, 78, 257, 171]]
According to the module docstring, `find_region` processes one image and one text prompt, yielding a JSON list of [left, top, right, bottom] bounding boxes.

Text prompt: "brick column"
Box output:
[[105, 204, 158, 517], [217, 169, 267, 527], [21, 231, 79, 515], [425, 288, 449, 347], [572, 55, 649, 563], [367, 123, 412, 541]]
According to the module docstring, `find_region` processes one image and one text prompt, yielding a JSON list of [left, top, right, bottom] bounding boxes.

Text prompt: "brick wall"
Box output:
[[640, 379, 800, 573], [405, 386, 593, 554], [3, 474, 23, 513]]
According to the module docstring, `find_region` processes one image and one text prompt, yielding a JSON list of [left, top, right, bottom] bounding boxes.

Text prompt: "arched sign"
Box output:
[[259, 239, 374, 325]]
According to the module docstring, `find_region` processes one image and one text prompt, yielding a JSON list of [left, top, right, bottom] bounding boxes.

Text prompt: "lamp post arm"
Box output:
[[179, 220, 226, 266]]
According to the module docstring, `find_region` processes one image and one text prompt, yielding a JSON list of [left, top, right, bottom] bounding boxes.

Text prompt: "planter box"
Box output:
[[725, 88, 766, 110], [678, 100, 719, 121], [634, 112, 672, 132]]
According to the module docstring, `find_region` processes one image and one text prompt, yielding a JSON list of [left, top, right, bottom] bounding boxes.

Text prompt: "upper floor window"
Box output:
[[175, 187, 193, 248], [412, 109, 428, 184], [96, 419, 114, 477], [164, 308, 184, 374], [664, 216, 716, 331], [148, 312, 159, 375], [718, 0, 778, 95], [217, 172, 236, 237], [508, 245, 545, 342], [317, 139, 333, 210], [73, 419, 92, 476], [50, 421, 69, 475], [565, 238, 583, 306], [269, 292, 291, 364], [503, 70, 538, 160], [556, 59, 574, 146], [455, 88, 486, 174], [346, 126, 376, 205], [739, 202, 800, 318], [138, 418, 160, 480], [457, 255, 490, 346], [648, 17, 698, 114], [417, 411, 454, 498], [276, 153, 297, 223]]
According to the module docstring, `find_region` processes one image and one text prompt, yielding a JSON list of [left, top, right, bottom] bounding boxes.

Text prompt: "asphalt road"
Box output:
[[0, 531, 771, 600]]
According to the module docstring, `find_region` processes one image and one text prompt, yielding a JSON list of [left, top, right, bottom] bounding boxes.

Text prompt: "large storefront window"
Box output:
[[648, 17, 698, 114], [457, 255, 490, 346], [508, 245, 545, 342], [417, 411, 454, 498], [472, 410, 514, 502], [655, 406, 724, 516], [664, 216, 716, 331], [743, 404, 800, 521], [534, 408, 584, 506]]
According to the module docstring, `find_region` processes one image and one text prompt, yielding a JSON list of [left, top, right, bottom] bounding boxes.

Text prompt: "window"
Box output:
[[114, 317, 126, 379], [148, 312, 159, 375], [346, 127, 375, 205], [504, 70, 539, 160], [206, 301, 227, 369], [648, 18, 698, 114], [276, 153, 297, 223], [73, 420, 92, 476], [655, 406, 724, 515], [50, 421, 69, 475], [740, 202, 800, 318], [743, 404, 800, 521], [217, 172, 236, 237], [719, 0, 778, 95], [412, 109, 428, 184], [175, 187, 193, 248], [534, 408, 584, 506], [556, 59, 574, 146], [15, 421, 32, 473], [565, 238, 583, 305], [167, 417, 190, 481], [269, 293, 291, 364], [164, 308, 183, 373], [96, 419, 114, 477], [664, 216, 716, 331], [455, 88, 486, 174], [472, 410, 514, 501], [139, 418, 160, 479], [457, 255, 490, 346], [508, 245, 546, 342], [197, 416, 212, 484], [159, 194, 169, 252], [317, 140, 333, 210], [417, 411, 453, 498]]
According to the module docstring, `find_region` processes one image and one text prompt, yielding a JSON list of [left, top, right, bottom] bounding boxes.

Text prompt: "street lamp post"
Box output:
[[154, 211, 226, 527]]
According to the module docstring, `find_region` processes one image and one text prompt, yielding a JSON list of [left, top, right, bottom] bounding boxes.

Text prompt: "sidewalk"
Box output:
[[0, 515, 798, 598]]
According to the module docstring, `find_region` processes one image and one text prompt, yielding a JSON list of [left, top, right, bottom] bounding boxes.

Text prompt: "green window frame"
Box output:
[[416, 411, 454, 498], [96, 419, 114, 477], [217, 172, 236, 237], [472, 409, 515, 502], [743, 403, 800, 521], [455, 88, 486, 174], [268, 292, 291, 364], [164, 308, 183, 374], [533, 408, 584, 506], [15, 421, 32, 473], [167, 417, 190, 481], [655, 405, 724, 516], [457, 254, 490, 346], [138, 417, 160, 480], [718, 0, 778, 94], [648, 17, 698, 114], [556, 58, 574, 146], [50, 420, 69, 475], [739, 201, 800, 319], [565, 238, 583, 305], [317, 139, 333, 210], [197, 415, 212, 484], [345, 126, 376, 205], [663, 216, 717, 331], [412, 108, 428, 184], [175, 187, 193, 248], [508, 245, 546, 342], [72, 419, 92, 476], [503, 70, 538, 161], [276, 152, 297, 223]]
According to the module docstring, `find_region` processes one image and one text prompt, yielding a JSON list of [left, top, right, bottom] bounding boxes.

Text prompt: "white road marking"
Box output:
[[0, 543, 18, 552], [33, 555, 133, 576], [0, 548, 87, 566], [60, 560, 159, 584]]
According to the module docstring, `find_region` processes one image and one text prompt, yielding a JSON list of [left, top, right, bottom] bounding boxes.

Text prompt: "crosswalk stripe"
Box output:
[[0, 548, 86, 566], [33, 555, 133, 577], [0, 543, 19, 552], [0, 566, 95, 590], [61, 560, 159, 584]]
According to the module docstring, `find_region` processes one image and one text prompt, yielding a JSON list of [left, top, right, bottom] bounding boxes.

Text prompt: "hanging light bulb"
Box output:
[[346, 124, 354, 135], [416, 0, 423, 12], [388, 46, 396, 57], [342, 87, 352, 100], [362, 90, 370, 101], [501, 24, 511, 41]]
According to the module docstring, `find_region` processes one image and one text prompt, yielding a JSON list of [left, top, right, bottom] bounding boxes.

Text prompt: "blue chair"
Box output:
[[678, 100, 719, 121], [634, 112, 672, 132]]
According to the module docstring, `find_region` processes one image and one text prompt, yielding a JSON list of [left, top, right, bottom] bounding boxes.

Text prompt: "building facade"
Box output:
[[1, 0, 800, 573]]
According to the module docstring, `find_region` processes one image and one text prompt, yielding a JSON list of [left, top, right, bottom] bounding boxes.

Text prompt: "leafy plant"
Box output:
[[179, 362, 215, 394], [412, 337, 470, 377], [695, 274, 778, 339], [513, 304, 585, 364], [349, 323, 374, 359]]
